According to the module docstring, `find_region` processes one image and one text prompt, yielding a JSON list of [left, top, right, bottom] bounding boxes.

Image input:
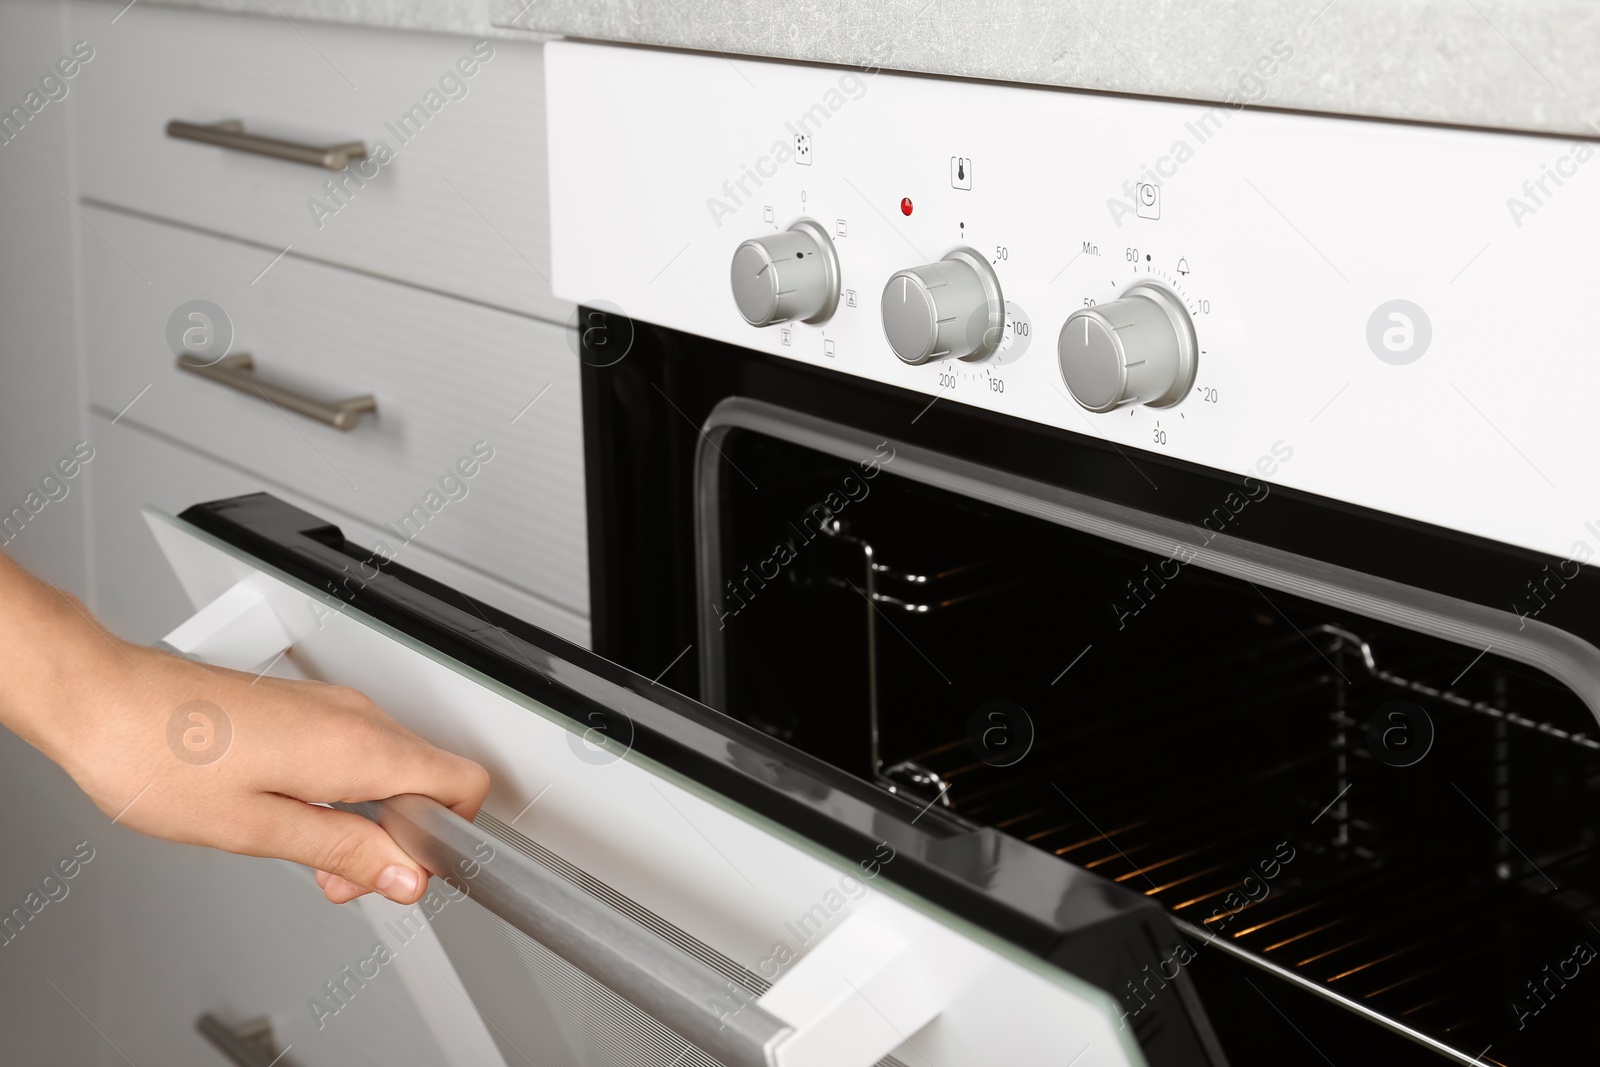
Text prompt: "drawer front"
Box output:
[[72, 4, 568, 322], [83, 207, 589, 622], [87, 415, 588, 648]]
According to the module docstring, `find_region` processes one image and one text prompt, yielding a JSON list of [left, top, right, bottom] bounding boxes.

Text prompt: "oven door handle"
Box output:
[[340, 793, 794, 1067]]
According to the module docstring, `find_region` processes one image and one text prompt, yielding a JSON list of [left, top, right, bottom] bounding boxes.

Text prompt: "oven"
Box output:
[[578, 326, 1600, 1067], [144, 37, 1598, 1067], [552, 38, 1600, 1067]]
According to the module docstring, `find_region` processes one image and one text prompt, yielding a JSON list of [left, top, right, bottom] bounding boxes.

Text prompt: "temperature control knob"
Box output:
[[880, 248, 1004, 365], [729, 219, 841, 327], [1057, 284, 1198, 411]]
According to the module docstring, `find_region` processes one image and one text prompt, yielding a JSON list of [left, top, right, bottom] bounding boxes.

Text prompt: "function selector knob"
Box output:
[[880, 248, 1005, 365], [729, 219, 841, 327], [1057, 284, 1198, 412]]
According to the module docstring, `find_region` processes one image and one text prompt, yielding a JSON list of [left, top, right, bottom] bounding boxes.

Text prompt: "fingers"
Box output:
[[254, 681, 492, 814], [277, 703, 491, 821], [315, 869, 371, 905], [359, 726, 491, 820], [403, 745, 492, 822], [255, 797, 429, 905], [172, 672, 490, 905]]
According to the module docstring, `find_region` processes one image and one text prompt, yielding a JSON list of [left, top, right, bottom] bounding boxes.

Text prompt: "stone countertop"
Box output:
[[140, 0, 1600, 139]]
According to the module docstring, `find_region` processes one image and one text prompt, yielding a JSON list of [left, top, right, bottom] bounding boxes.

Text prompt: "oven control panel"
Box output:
[[547, 41, 1598, 564]]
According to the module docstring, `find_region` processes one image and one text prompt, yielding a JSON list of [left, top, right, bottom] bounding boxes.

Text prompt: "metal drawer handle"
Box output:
[[166, 119, 367, 171], [196, 1014, 299, 1067], [341, 794, 794, 1067], [177, 354, 377, 431]]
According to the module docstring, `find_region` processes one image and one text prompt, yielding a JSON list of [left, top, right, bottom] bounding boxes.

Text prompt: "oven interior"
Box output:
[[707, 431, 1600, 1067]]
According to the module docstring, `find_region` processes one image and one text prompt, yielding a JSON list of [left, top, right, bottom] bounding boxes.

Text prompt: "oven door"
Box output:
[[146, 493, 1223, 1067]]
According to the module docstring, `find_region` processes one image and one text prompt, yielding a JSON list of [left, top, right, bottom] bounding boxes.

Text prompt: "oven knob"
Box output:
[[1057, 283, 1199, 411], [880, 248, 1005, 365], [729, 219, 841, 326]]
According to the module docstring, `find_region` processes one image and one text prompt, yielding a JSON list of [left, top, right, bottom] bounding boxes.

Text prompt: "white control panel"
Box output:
[[547, 42, 1599, 564]]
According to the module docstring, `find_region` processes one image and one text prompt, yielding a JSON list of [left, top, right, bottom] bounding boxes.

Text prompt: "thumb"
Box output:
[[256, 796, 430, 905]]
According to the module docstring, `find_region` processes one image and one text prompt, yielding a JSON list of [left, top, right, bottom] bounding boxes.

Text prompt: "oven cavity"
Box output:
[[705, 430, 1600, 1067]]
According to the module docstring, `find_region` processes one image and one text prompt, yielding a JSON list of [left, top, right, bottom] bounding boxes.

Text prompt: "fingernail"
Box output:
[[376, 865, 422, 902]]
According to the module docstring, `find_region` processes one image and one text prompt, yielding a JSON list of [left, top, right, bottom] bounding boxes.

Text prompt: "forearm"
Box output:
[[0, 551, 130, 764]]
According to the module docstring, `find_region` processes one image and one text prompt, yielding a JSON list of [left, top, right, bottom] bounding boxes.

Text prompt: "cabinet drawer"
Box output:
[[83, 207, 588, 622], [87, 415, 589, 648], [71, 4, 568, 321]]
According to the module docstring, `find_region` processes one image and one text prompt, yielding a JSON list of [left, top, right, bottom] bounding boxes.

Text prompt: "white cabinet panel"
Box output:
[[87, 414, 588, 647], [71, 3, 569, 322], [0, 0, 88, 597], [81, 207, 590, 626]]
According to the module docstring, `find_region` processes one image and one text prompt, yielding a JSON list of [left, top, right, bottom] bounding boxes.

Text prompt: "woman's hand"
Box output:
[[0, 553, 489, 906]]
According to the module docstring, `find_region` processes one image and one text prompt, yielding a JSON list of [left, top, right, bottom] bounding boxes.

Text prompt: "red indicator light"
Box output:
[[900, 197, 913, 216]]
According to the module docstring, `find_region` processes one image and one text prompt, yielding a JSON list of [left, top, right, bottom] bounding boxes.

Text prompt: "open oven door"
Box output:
[[145, 492, 1227, 1067]]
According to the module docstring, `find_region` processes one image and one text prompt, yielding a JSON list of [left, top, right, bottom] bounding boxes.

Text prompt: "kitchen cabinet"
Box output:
[[0, 5, 102, 1062], [71, 3, 568, 322], [1, 2, 595, 1061], [88, 414, 588, 648], [82, 207, 589, 636]]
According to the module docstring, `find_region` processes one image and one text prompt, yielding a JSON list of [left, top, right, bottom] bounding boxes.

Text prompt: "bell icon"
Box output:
[[1176, 258, 1190, 275]]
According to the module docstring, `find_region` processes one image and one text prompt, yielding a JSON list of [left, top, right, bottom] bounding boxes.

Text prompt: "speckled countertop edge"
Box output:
[[129, 0, 1600, 139]]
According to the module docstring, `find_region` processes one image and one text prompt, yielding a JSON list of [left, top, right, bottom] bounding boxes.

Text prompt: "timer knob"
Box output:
[[729, 218, 841, 327], [880, 248, 1005, 365], [1057, 284, 1198, 412]]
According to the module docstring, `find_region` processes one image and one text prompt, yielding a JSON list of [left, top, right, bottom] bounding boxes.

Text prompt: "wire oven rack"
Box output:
[[893, 629, 1600, 1066]]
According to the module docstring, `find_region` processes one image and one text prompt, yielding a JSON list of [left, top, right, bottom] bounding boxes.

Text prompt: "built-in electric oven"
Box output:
[[580, 320, 1600, 1067], [548, 38, 1600, 1067], [146, 37, 1598, 1067]]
